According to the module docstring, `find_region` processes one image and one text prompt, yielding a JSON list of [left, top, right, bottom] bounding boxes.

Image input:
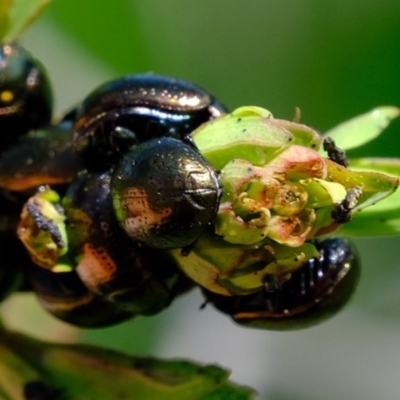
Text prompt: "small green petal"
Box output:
[[339, 157, 400, 236], [302, 178, 346, 208], [192, 106, 321, 170], [261, 241, 320, 276], [193, 112, 293, 170], [232, 106, 273, 118], [221, 243, 316, 293], [274, 119, 321, 150], [322, 106, 400, 151], [350, 157, 400, 213], [170, 233, 273, 295], [170, 233, 320, 295], [215, 206, 270, 245], [325, 159, 399, 212]]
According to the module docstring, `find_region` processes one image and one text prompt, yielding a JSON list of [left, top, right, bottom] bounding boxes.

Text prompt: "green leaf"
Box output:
[[322, 106, 400, 151], [0, 0, 12, 41], [0, 329, 256, 400], [0, 340, 45, 399], [325, 159, 399, 213], [338, 157, 400, 236], [1, 0, 51, 42], [199, 384, 255, 400]]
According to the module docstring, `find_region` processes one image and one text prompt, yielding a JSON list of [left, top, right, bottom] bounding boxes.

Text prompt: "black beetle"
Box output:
[[73, 74, 227, 171], [0, 43, 53, 150], [1, 62, 363, 333], [29, 264, 135, 328], [0, 44, 81, 203], [23, 171, 193, 327], [0, 42, 58, 302], [203, 238, 360, 330], [111, 136, 222, 249], [0, 117, 83, 192]]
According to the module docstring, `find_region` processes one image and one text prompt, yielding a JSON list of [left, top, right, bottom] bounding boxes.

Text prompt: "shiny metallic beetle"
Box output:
[[0, 117, 82, 192], [203, 238, 360, 330], [0, 43, 83, 304], [0, 49, 362, 331], [0, 42, 55, 301], [73, 74, 226, 249], [0, 43, 81, 193], [23, 171, 194, 327], [0, 43, 53, 150], [0, 63, 226, 323], [73, 74, 227, 171], [111, 137, 222, 249]]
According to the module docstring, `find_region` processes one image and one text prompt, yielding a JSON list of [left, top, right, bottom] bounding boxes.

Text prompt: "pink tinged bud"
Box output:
[[220, 159, 280, 203], [214, 206, 270, 245], [268, 208, 316, 247], [271, 182, 308, 216], [266, 145, 327, 180]]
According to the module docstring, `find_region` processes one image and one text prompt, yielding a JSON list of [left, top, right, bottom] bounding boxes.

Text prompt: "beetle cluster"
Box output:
[[0, 42, 360, 330]]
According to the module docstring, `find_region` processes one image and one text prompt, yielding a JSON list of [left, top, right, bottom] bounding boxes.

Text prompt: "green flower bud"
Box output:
[[170, 106, 399, 295]]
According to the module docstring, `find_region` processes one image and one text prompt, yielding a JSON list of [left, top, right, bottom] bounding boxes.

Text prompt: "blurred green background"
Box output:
[[1, 1, 400, 399]]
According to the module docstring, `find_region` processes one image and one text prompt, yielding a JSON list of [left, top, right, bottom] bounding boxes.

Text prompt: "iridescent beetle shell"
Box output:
[[25, 171, 193, 327], [111, 137, 222, 249], [203, 238, 360, 330], [0, 43, 53, 149], [73, 74, 227, 170], [29, 264, 135, 328], [0, 117, 83, 191]]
